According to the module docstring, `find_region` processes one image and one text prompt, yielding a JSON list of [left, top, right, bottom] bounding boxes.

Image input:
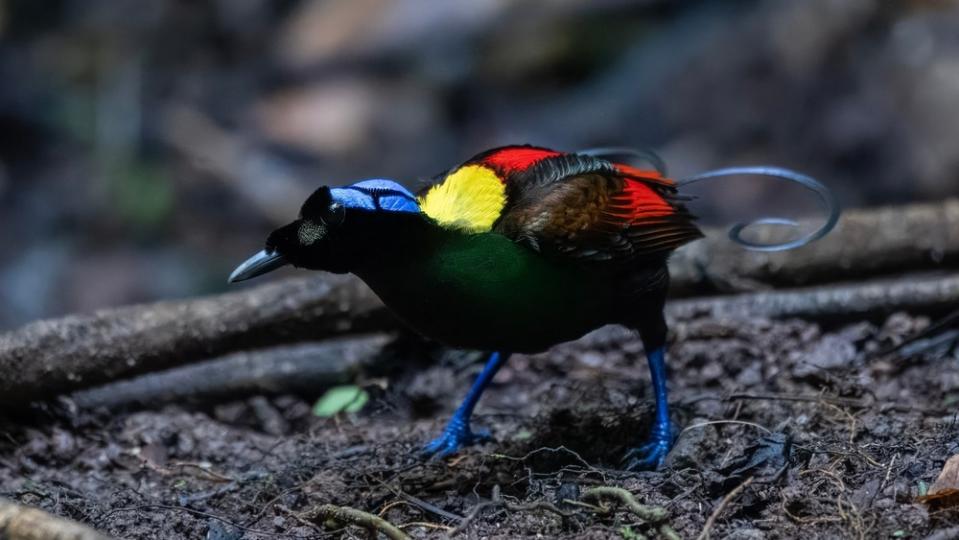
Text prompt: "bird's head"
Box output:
[[228, 179, 421, 282]]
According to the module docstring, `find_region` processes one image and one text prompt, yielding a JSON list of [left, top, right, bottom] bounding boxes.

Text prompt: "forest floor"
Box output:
[[1, 312, 957, 539]]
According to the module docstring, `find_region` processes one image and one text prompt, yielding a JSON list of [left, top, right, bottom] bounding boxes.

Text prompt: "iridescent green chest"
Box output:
[[355, 232, 624, 353]]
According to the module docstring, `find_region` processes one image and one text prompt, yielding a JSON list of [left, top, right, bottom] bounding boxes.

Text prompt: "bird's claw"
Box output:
[[622, 437, 672, 471], [422, 418, 492, 460]]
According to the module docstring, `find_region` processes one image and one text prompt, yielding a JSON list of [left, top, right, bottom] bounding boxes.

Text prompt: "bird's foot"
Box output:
[[622, 435, 672, 471], [422, 416, 492, 459]]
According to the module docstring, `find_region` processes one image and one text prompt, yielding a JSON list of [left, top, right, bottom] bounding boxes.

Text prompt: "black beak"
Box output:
[[228, 249, 288, 283]]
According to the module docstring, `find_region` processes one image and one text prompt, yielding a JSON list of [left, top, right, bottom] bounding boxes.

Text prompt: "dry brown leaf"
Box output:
[[917, 454, 959, 507]]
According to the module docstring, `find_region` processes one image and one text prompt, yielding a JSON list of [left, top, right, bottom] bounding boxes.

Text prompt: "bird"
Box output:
[[229, 145, 838, 469]]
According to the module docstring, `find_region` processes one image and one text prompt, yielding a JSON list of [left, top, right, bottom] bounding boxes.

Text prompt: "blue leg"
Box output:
[[423, 351, 510, 459], [623, 346, 673, 470]]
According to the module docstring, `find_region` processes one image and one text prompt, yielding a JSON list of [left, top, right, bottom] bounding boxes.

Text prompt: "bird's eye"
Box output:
[[324, 202, 345, 226]]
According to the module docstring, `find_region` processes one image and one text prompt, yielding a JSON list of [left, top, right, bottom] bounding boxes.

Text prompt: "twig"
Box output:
[[680, 420, 772, 436], [396, 492, 465, 523], [245, 486, 305, 528], [173, 471, 269, 507], [449, 485, 572, 537], [300, 503, 411, 540], [0, 498, 114, 540], [167, 461, 236, 483], [448, 499, 502, 537], [560, 499, 606, 513], [378, 500, 410, 517], [371, 476, 465, 522], [502, 500, 572, 519], [491, 445, 600, 473], [697, 476, 754, 540], [399, 521, 454, 532], [875, 453, 899, 506]]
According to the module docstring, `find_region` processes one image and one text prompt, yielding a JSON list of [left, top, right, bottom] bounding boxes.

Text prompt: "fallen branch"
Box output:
[[669, 199, 959, 295], [0, 498, 114, 540], [0, 275, 395, 406], [668, 272, 959, 322], [70, 335, 393, 409], [1, 269, 957, 406], [300, 504, 410, 540]]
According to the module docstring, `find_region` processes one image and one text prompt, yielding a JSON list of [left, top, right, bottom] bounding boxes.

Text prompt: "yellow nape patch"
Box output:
[[418, 165, 506, 232]]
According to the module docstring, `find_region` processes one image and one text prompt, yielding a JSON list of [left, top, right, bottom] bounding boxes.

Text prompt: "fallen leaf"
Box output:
[[917, 454, 959, 507], [313, 385, 369, 417]]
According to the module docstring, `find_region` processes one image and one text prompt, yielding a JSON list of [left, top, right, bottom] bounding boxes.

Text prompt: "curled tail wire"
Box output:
[[579, 147, 840, 251], [677, 166, 840, 252]]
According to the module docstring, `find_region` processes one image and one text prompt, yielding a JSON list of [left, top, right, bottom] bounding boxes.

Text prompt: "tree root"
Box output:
[[300, 503, 411, 540], [580, 486, 669, 524], [578, 486, 681, 539]]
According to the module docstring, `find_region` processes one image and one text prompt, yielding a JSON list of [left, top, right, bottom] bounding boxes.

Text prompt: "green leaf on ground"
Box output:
[[313, 385, 369, 417]]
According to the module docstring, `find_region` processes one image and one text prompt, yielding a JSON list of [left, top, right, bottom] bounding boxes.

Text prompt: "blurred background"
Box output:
[[1, 0, 957, 329]]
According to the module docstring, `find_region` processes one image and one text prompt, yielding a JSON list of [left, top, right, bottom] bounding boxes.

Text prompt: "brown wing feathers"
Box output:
[[489, 148, 703, 261]]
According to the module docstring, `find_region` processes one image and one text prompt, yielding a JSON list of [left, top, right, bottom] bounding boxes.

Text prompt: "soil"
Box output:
[[1, 312, 958, 539]]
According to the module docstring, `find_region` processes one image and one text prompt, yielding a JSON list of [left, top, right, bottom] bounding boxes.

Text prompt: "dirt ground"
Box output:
[[1, 312, 958, 539]]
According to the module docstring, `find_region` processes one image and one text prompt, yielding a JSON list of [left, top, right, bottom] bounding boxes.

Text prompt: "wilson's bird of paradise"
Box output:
[[229, 145, 838, 469]]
